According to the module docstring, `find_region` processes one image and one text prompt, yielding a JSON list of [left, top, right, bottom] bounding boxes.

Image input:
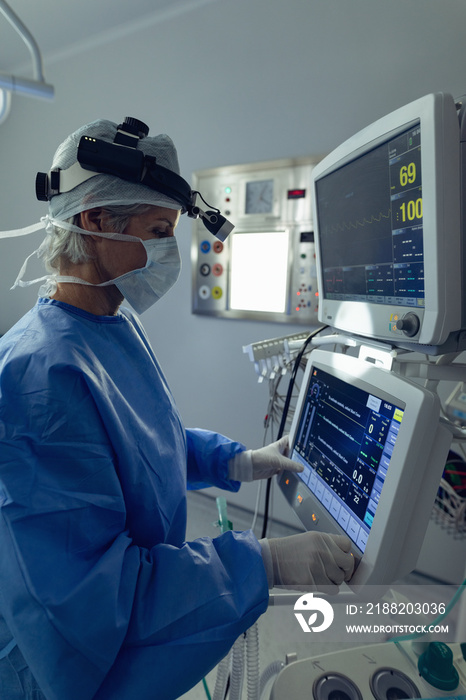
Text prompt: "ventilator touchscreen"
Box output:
[[278, 350, 452, 587], [290, 363, 405, 555]]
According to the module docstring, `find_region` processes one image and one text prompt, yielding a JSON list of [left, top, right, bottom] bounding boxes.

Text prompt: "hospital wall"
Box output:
[[1, 0, 466, 523]]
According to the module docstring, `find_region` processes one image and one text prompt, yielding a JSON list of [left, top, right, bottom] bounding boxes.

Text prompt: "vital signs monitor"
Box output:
[[278, 349, 452, 588], [312, 92, 465, 352]]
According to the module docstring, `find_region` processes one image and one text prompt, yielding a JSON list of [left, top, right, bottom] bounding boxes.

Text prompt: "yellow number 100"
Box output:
[[400, 198, 423, 222], [399, 162, 416, 187]]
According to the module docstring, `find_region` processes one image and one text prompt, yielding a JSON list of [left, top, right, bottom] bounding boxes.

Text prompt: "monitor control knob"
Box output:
[[396, 313, 420, 337]]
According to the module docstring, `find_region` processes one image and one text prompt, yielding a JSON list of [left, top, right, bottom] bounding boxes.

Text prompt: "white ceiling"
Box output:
[[0, 0, 204, 73]]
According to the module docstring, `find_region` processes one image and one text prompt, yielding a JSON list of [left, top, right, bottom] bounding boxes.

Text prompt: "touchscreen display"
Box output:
[[291, 366, 405, 552]]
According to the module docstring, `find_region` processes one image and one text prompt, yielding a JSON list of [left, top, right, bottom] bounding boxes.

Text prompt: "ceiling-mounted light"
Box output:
[[0, 88, 11, 125], [0, 73, 53, 100], [0, 0, 54, 104]]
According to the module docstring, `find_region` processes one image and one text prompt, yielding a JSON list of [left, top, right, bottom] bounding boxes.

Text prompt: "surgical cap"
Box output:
[[48, 119, 183, 220]]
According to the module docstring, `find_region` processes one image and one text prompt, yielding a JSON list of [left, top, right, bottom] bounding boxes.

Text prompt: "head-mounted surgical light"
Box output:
[[35, 117, 234, 242]]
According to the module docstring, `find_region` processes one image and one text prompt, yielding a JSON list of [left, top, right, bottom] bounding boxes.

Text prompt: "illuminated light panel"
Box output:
[[229, 231, 289, 313]]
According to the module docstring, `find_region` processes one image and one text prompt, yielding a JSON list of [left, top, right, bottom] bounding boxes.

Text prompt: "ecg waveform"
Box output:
[[325, 209, 391, 236]]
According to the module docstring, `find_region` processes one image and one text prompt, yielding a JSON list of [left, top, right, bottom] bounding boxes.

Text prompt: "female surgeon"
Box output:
[[0, 118, 354, 700]]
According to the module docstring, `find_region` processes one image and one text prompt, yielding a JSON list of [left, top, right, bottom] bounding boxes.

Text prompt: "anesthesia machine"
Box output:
[[240, 92, 466, 700], [278, 92, 466, 582]]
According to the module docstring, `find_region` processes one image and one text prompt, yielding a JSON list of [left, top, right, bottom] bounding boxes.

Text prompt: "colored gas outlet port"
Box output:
[[213, 241, 224, 254], [296, 285, 308, 300], [212, 263, 223, 277], [200, 263, 211, 276], [198, 285, 210, 299], [200, 240, 211, 254], [212, 286, 223, 300]]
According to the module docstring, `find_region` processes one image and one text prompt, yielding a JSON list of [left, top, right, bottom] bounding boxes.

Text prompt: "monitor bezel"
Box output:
[[279, 349, 449, 588], [312, 92, 461, 348]]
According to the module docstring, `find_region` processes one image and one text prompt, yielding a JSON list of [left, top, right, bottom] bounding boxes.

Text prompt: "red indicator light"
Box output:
[[287, 188, 306, 200]]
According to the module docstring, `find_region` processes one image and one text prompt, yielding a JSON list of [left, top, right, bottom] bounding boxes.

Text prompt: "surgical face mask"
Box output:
[[113, 237, 181, 313], [6, 216, 182, 314]]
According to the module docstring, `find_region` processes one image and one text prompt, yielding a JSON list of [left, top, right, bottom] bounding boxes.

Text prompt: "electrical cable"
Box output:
[[202, 676, 212, 700], [250, 357, 302, 536], [192, 190, 221, 215], [260, 325, 328, 538]]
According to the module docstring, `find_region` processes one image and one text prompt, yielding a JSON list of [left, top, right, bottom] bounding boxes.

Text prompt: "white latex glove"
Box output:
[[228, 436, 304, 482], [262, 531, 354, 591]]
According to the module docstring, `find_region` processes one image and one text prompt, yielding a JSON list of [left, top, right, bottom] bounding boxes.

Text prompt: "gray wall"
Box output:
[[1, 0, 466, 518]]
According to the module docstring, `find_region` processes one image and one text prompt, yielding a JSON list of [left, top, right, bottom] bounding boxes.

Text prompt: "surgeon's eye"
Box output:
[[151, 229, 173, 239]]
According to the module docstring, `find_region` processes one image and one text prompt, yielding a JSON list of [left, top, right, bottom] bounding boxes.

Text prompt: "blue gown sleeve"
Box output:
[[186, 428, 245, 491], [0, 361, 269, 700]]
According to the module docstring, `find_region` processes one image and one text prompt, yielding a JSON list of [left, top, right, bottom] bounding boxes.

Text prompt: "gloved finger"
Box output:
[[316, 534, 354, 584], [333, 534, 353, 552], [310, 555, 344, 588], [281, 459, 304, 474], [251, 438, 303, 477], [275, 435, 290, 456], [332, 548, 355, 581], [315, 549, 347, 586], [328, 568, 346, 586], [328, 553, 355, 583], [344, 555, 355, 582], [332, 536, 355, 579], [275, 436, 303, 472]]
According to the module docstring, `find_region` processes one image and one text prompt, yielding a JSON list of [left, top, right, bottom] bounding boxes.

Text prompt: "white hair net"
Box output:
[[48, 119, 183, 220]]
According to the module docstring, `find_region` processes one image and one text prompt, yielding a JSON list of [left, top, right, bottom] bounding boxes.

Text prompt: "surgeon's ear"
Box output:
[[80, 208, 104, 234]]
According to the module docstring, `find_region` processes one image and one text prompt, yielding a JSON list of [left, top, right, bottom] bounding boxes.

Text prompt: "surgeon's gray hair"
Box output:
[[40, 203, 154, 272]]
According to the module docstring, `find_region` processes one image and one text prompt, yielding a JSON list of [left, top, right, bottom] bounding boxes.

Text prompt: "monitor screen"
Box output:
[[278, 349, 451, 587], [312, 92, 462, 351], [316, 124, 423, 310], [291, 364, 405, 554]]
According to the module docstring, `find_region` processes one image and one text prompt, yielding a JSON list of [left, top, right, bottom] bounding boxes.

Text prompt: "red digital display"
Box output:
[[287, 188, 306, 200]]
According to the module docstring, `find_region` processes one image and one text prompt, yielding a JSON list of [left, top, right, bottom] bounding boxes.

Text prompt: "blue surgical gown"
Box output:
[[0, 298, 269, 700]]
